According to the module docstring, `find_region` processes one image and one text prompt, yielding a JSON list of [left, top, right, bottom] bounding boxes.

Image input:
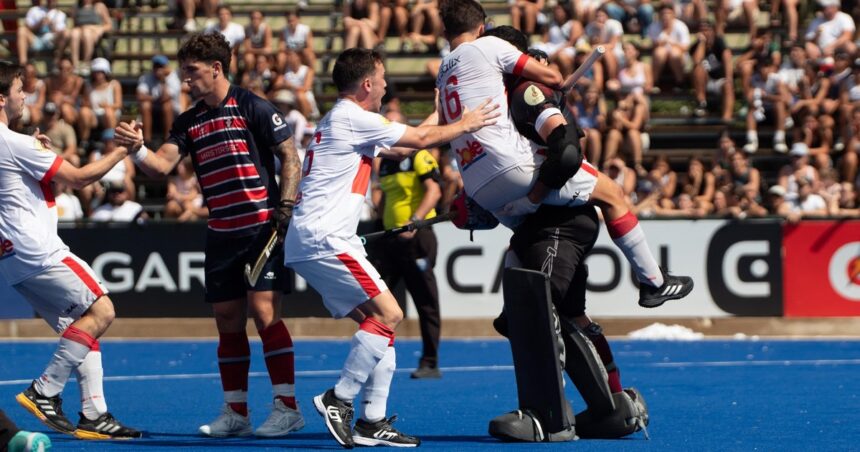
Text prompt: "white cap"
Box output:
[[818, 0, 839, 7], [789, 142, 808, 156], [91, 57, 111, 74], [768, 185, 787, 197]]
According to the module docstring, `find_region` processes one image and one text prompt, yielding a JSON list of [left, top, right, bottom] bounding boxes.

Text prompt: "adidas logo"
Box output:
[[659, 284, 684, 296]]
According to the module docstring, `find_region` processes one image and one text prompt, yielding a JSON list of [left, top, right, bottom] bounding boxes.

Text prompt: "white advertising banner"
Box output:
[[413, 218, 784, 319]]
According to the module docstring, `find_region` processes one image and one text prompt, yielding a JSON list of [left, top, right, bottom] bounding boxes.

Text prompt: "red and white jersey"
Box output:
[[0, 123, 68, 284], [284, 99, 406, 263], [436, 36, 534, 196]]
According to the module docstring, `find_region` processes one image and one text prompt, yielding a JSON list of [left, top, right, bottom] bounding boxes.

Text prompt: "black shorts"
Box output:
[[204, 227, 291, 303], [509, 204, 599, 318]]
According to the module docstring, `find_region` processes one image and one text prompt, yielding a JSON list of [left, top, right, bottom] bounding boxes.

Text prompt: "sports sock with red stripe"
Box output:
[[259, 321, 297, 409], [607, 211, 664, 288], [35, 325, 96, 398], [334, 318, 394, 403], [217, 331, 250, 416]]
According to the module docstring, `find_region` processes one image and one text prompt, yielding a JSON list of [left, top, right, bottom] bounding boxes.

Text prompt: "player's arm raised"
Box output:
[[382, 98, 500, 158], [113, 120, 183, 178], [53, 145, 130, 190]]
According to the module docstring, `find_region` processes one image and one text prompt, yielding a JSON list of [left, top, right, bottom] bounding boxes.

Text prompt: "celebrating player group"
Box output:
[[0, 0, 693, 447]]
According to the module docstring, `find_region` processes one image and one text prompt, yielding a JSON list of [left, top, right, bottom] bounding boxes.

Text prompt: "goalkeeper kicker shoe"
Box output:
[[198, 404, 253, 437], [74, 412, 142, 440], [352, 415, 420, 447], [15, 382, 74, 434], [638, 267, 694, 308], [313, 388, 354, 448], [255, 399, 305, 437]]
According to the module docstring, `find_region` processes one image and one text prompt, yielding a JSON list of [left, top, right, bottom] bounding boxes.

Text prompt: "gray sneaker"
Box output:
[[255, 399, 305, 437], [198, 404, 252, 437]]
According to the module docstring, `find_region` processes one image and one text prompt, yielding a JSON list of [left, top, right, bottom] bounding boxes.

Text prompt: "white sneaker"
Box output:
[[773, 141, 788, 153], [255, 399, 305, 437], [199, 404, 253, 437], [183, 20, 197, 33]]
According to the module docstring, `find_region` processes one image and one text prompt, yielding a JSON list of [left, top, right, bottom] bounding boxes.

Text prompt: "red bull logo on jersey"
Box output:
[[0, 237, 16, 261], [455, 140, 486, 170]]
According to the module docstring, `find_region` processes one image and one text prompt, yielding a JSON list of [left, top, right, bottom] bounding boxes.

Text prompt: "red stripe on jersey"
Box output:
[[351, 155, 372, 194], [61, 325, 98, 349], [336, 252, 382, 300], [196, 140, 250, 165], [512, 53, 530, 77], [62, 256, 104, 298], [207, 186, 269, 211], [207, 209, 272, 232], [199, 164, 260, 188], [580, 161, 598, 177], [188, 116, 249, 141], [40, 155, 62, 208]]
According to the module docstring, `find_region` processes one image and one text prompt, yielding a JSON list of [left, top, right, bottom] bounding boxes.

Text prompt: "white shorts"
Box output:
[[289, 250, 388, 319], [471, 154, 599, 211], [13, 253, 108, 333]]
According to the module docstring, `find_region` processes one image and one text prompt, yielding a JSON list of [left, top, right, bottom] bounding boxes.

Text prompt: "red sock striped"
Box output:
[[61, 326, 97, 349], [260, 322, 297, 409], [606, 211, 638, 239], [218, 332, 250, 416], [360, 317, 396, 346]]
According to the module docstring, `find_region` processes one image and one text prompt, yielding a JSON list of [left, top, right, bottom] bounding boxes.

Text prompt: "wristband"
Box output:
[[132, 145, 149, 163], [278, 199, 296, 208], [410, 215, 422, 223]]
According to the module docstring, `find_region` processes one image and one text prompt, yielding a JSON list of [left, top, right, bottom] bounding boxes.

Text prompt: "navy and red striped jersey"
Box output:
[[168, 86, 293, 236]]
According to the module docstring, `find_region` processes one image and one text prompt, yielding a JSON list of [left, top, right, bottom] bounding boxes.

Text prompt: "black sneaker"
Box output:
[[74, 412, 143, 440], [313, 388, 354, 448], [638, 267, 694, 308], [352, 415, 420, 447], [410, 365, 441, 379], [15, 382, 75, 434]]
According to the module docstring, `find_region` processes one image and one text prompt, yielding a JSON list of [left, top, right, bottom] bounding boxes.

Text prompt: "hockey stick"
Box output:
[[559, 45, 606, 94], [360, 211, 456, 245], [244, 227, 279, 286]]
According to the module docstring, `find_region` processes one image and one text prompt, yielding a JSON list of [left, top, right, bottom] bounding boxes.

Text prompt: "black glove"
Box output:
[[273, 199, 294, 240]]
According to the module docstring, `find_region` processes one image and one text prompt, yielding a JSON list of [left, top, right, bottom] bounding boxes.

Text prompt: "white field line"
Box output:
[[1, 360, 858, 387]]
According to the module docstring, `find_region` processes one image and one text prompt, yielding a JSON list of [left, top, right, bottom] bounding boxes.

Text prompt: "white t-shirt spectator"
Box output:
[[205, 22, 246, 49], [805, 12, 856, 49], [136, 71, 183, 113], [647, 19, 691, 49], [794, 194, 827, 213], [25, 5, 67, 35], [56, 192, 83, 221], [91, 201, 143, 222]]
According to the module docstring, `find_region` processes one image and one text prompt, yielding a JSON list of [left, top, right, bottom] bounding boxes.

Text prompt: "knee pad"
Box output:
[[538, 124, 584, 190]]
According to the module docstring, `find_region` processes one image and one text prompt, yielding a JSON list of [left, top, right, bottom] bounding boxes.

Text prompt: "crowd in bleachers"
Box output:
[[5, 0, 860, 222]]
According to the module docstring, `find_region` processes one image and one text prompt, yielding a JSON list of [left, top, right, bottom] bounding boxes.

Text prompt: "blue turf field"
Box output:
[[1, 338, 858, 451]]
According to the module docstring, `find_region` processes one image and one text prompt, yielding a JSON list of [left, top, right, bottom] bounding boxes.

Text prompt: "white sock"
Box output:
[[608, 213, 664, 288], [75, 350, 107, 420], [774, 130, 785, 143], [34, 326, 95, 398], [359, 346, 396, 423], [334, 330, 389, 402], [746, 130, 758, 144]]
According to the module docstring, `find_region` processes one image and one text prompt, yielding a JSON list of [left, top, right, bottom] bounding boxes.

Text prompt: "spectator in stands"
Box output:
[[510, 0, 545, 36], [16, 0, 67, 67], [55, 181, 85, 222], [585, 6, 624, 80], [137, 55, 183, 144], [177, 0, 219, 33], [710, 188, 734, 217], [573, 0, 602, 24], [378, 0, 409, 50], [822, 50, 854, 151], [46, 57, 85, 140], [569, 41, 604, 91], [789, 60, 830, 123], [744, 56, 788, 153], [630, 176, 661, 216], [646, 3, 690, 89], [804, 0, 856, 61], [690, 21, 734, 122], [242, 10, 273, 75], [20, 63, 46, 128], [165, 157, 208, 222], [795, 108, 835, 170], [241, 54, 278, 99], [342, 0, 381, 50], [78, 57, 122, 145], [681, 157, 715, 212], [272, 90, 309, 158], [676, 0, 707, 27], [766, 184, 798, 221], [843, 107, 860, 184], [715, 0, 758, 39], [604, 0, 654, 37], [205, 5, 245, 76], [828, 180, 859, 215], [87, 130, 136, 211], [91, 180, 146, 222], [69, 0, 113, 75], [792, 176, 829, 217], [604, 157, 637, 205], [779, 142, 820, 203], [650, 154, 678, 209], [603, 90, 648, 171], [408, 0, 442, 51], [273, 49, 319, 119], [778, 42, 808, 106], [654, 192, 707, 217], [730, 184, 767, 218], [737, 29, 781, 101], [531, 4, 581, 78], [40, 101, 80, 166], [567, 86, 605, 167], [770, 0, 800, 42], [279, 9, 316, 72], [727, 149, 761, 199], [607, 42, 653, 96]]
